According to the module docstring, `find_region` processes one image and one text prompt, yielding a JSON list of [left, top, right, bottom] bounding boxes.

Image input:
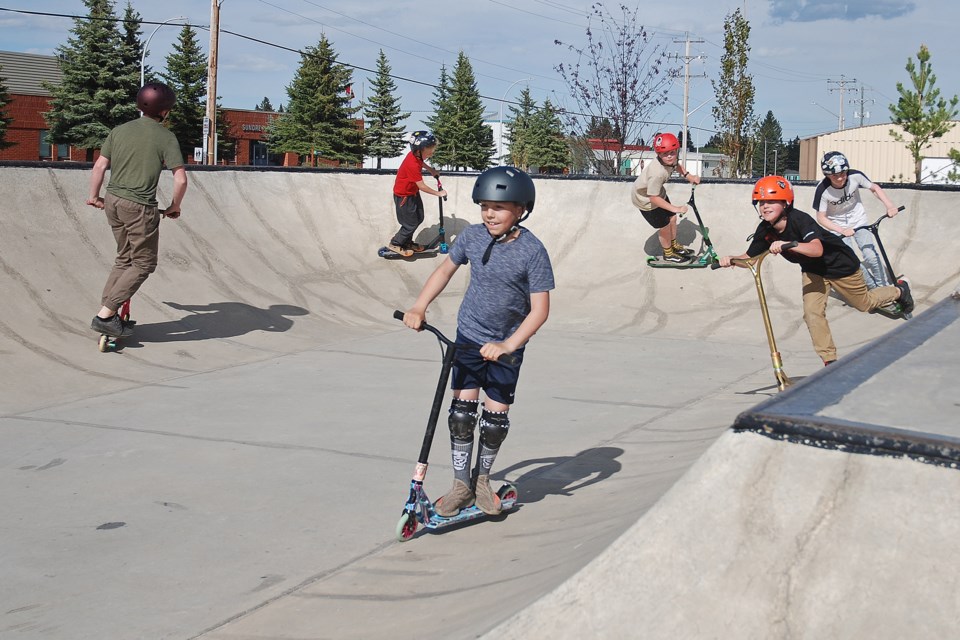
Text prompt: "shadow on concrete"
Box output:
[[495, 446, 624, 505], [125, 301, 309, 345], [643, 218, 706, 257]]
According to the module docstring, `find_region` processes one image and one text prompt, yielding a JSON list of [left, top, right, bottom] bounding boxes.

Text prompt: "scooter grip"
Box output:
[[782, 241, 798, 250], [393, 309, 405, 321], [498, 353, 519, 366], [710, 262, 722, 270]]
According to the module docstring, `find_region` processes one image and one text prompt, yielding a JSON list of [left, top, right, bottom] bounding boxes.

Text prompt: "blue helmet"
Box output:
[[410, 130, 437, 151]]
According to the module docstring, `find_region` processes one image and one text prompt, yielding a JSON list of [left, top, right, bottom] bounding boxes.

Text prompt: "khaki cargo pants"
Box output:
[[801, 270, 900, 362], [100, 193, 160, 311]]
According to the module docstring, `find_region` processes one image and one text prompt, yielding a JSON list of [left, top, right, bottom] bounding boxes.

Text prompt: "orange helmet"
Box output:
[[653, 132, 680, 153], [752, 175, 794, 207]]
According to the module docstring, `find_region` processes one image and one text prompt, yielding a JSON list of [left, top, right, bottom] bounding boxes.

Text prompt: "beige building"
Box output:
[[800, 121, 960, 184]]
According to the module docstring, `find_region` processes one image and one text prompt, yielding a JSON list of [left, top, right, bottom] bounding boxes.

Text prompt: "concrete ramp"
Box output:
[[488, 294, 960, 639], [1, 165, 957, 639]]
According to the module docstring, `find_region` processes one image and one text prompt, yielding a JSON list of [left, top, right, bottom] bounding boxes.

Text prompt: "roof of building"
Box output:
[[0, 51, 62, 96]]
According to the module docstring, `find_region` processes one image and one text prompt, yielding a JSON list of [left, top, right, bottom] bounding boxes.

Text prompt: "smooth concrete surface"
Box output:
[[1, 165, 957, 639]]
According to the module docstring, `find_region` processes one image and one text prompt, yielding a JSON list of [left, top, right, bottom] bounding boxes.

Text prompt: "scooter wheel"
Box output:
[[498, 483, 518, 502], [396, 512, 418, 542], [98, 335, 111, 352]]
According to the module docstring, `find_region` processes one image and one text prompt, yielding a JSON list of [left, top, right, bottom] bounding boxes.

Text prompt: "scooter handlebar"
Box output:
[[393, 310, 518, 365], [853, 205, 905, 232], [710, 241, 798, 269]]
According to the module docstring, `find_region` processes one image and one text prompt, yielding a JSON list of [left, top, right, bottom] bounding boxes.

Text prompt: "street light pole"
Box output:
[[498, 78, 530, 166], [140, 16, 187, 88]]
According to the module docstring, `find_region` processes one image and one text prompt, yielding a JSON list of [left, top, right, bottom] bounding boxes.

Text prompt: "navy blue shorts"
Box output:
[[451, 333, 525, 405]]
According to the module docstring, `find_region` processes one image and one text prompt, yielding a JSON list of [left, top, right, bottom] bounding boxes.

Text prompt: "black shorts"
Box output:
[[451, 333, 525, 405], [640, 195, 674, 229]]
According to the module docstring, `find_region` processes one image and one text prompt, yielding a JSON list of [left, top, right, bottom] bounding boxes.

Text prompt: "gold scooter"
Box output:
[[713, 241, 798, 392]]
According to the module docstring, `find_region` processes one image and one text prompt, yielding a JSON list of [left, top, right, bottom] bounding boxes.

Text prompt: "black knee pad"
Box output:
[[479, 409, 510, 448], [448, 398, 479, 440]]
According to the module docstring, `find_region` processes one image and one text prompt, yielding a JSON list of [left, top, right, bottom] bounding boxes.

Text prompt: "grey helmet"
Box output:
[[821, 151, 850, 175], [471, 166, 536, 213], [410, 130, 437, 151]]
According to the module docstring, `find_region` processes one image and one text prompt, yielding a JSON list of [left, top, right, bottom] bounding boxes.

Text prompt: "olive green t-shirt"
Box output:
[[101, 117, 183, 207]]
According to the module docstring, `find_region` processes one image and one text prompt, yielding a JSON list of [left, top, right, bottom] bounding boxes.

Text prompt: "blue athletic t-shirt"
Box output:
[[448, 224, 555, 344]]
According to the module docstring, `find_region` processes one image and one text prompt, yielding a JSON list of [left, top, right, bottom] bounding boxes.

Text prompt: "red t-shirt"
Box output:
[[393, 152, 425, 197]]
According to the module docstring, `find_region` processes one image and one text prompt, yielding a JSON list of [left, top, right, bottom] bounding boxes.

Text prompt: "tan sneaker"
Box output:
[[474, 475, 502, 515], [434, 479, 474, 517], [387, 243, 413, 257]]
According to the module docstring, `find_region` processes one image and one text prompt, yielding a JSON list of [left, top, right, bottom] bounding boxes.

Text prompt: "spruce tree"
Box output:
[[119, 2, 145, 95], [254, 97, 274, 111], [527, 99, 569, 174], [752, 110, 784, 176], [44, 0, 137, 160], [0, 66, 14, 151], [425, 66, 455, 169], [363, 50, 410, 169], [160, 23, 207, 163], [215, 101, 235, 163], [269, 36, 361, 166], [505, 87, 536, 170], [447, 52, 493, 171]]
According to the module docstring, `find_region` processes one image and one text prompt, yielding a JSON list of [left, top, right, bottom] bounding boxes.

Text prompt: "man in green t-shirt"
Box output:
[[87, 82, 188, 338]]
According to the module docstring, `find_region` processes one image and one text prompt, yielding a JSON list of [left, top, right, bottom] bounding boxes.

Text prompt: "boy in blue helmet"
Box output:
[[402, 166, 554, 516]]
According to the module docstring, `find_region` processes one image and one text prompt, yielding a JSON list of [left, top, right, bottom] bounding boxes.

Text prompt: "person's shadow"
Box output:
[[643, 218, 703, 257], [493, 446, 624, 505], [125, 301, 309, 345]]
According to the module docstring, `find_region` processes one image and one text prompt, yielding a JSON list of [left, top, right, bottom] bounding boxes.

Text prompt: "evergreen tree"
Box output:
[[784, 136, 801, 172], [527, 99, 569, 173], [215, 101, 235, 163], [363, 50, 410, 169], [161, 23, 207, 163], [269, 36, 361, 166], [44, 0, 138, 160], [446, 51, 494, 171], [425, 66, 455, 168], [119, 1, 145, 93], [752, 110, 784, 176], [506, 87, 537, 170], [711, 8, 755, 177], [0, 66, 14, 150], [254, 97, 274, 111], [888, 45, 959, 183]]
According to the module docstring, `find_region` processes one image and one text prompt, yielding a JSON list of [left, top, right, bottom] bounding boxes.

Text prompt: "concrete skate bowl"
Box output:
[[1, 164, 957, 639]]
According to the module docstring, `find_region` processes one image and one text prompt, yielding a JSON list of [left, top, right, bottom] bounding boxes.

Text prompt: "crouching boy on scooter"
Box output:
[[717, 176, 913, 366]]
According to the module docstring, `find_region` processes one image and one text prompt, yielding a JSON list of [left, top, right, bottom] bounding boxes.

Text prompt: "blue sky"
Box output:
[[1, 0, 956, 144]]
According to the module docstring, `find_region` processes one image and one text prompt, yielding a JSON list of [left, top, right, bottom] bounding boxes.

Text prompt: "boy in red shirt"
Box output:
[[388, 131, 447, 257]]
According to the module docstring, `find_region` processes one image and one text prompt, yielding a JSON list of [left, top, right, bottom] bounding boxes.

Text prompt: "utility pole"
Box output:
[[850, 84, 875, 128], [827, 75, 856, 131], [204, 0, 222, 165], [671, 33, 705, 168]]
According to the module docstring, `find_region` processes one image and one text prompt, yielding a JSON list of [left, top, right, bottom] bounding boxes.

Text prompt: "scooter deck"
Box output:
[[377, 246, 441, 260], [424, 492, 518, 529], [646, 255, 712, 269]]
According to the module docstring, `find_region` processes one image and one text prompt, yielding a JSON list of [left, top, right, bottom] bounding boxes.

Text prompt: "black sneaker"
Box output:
[[662, 252, 691, 263], [673, 245, 695, 257], [91, 314, 134, 337], [895, 278, 914, 315]]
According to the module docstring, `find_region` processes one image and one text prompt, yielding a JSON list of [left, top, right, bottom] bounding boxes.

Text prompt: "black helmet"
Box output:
[[137, 82, 176, 118], [820, 151, 849, 175], [410, 130, 437, 151], [471, 166, 536, 213]]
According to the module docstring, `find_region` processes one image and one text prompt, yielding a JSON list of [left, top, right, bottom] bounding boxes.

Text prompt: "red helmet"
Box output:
[[752, 175, 794, 207], [137, 82, 176, 118], [653, 132, 680, 153]]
